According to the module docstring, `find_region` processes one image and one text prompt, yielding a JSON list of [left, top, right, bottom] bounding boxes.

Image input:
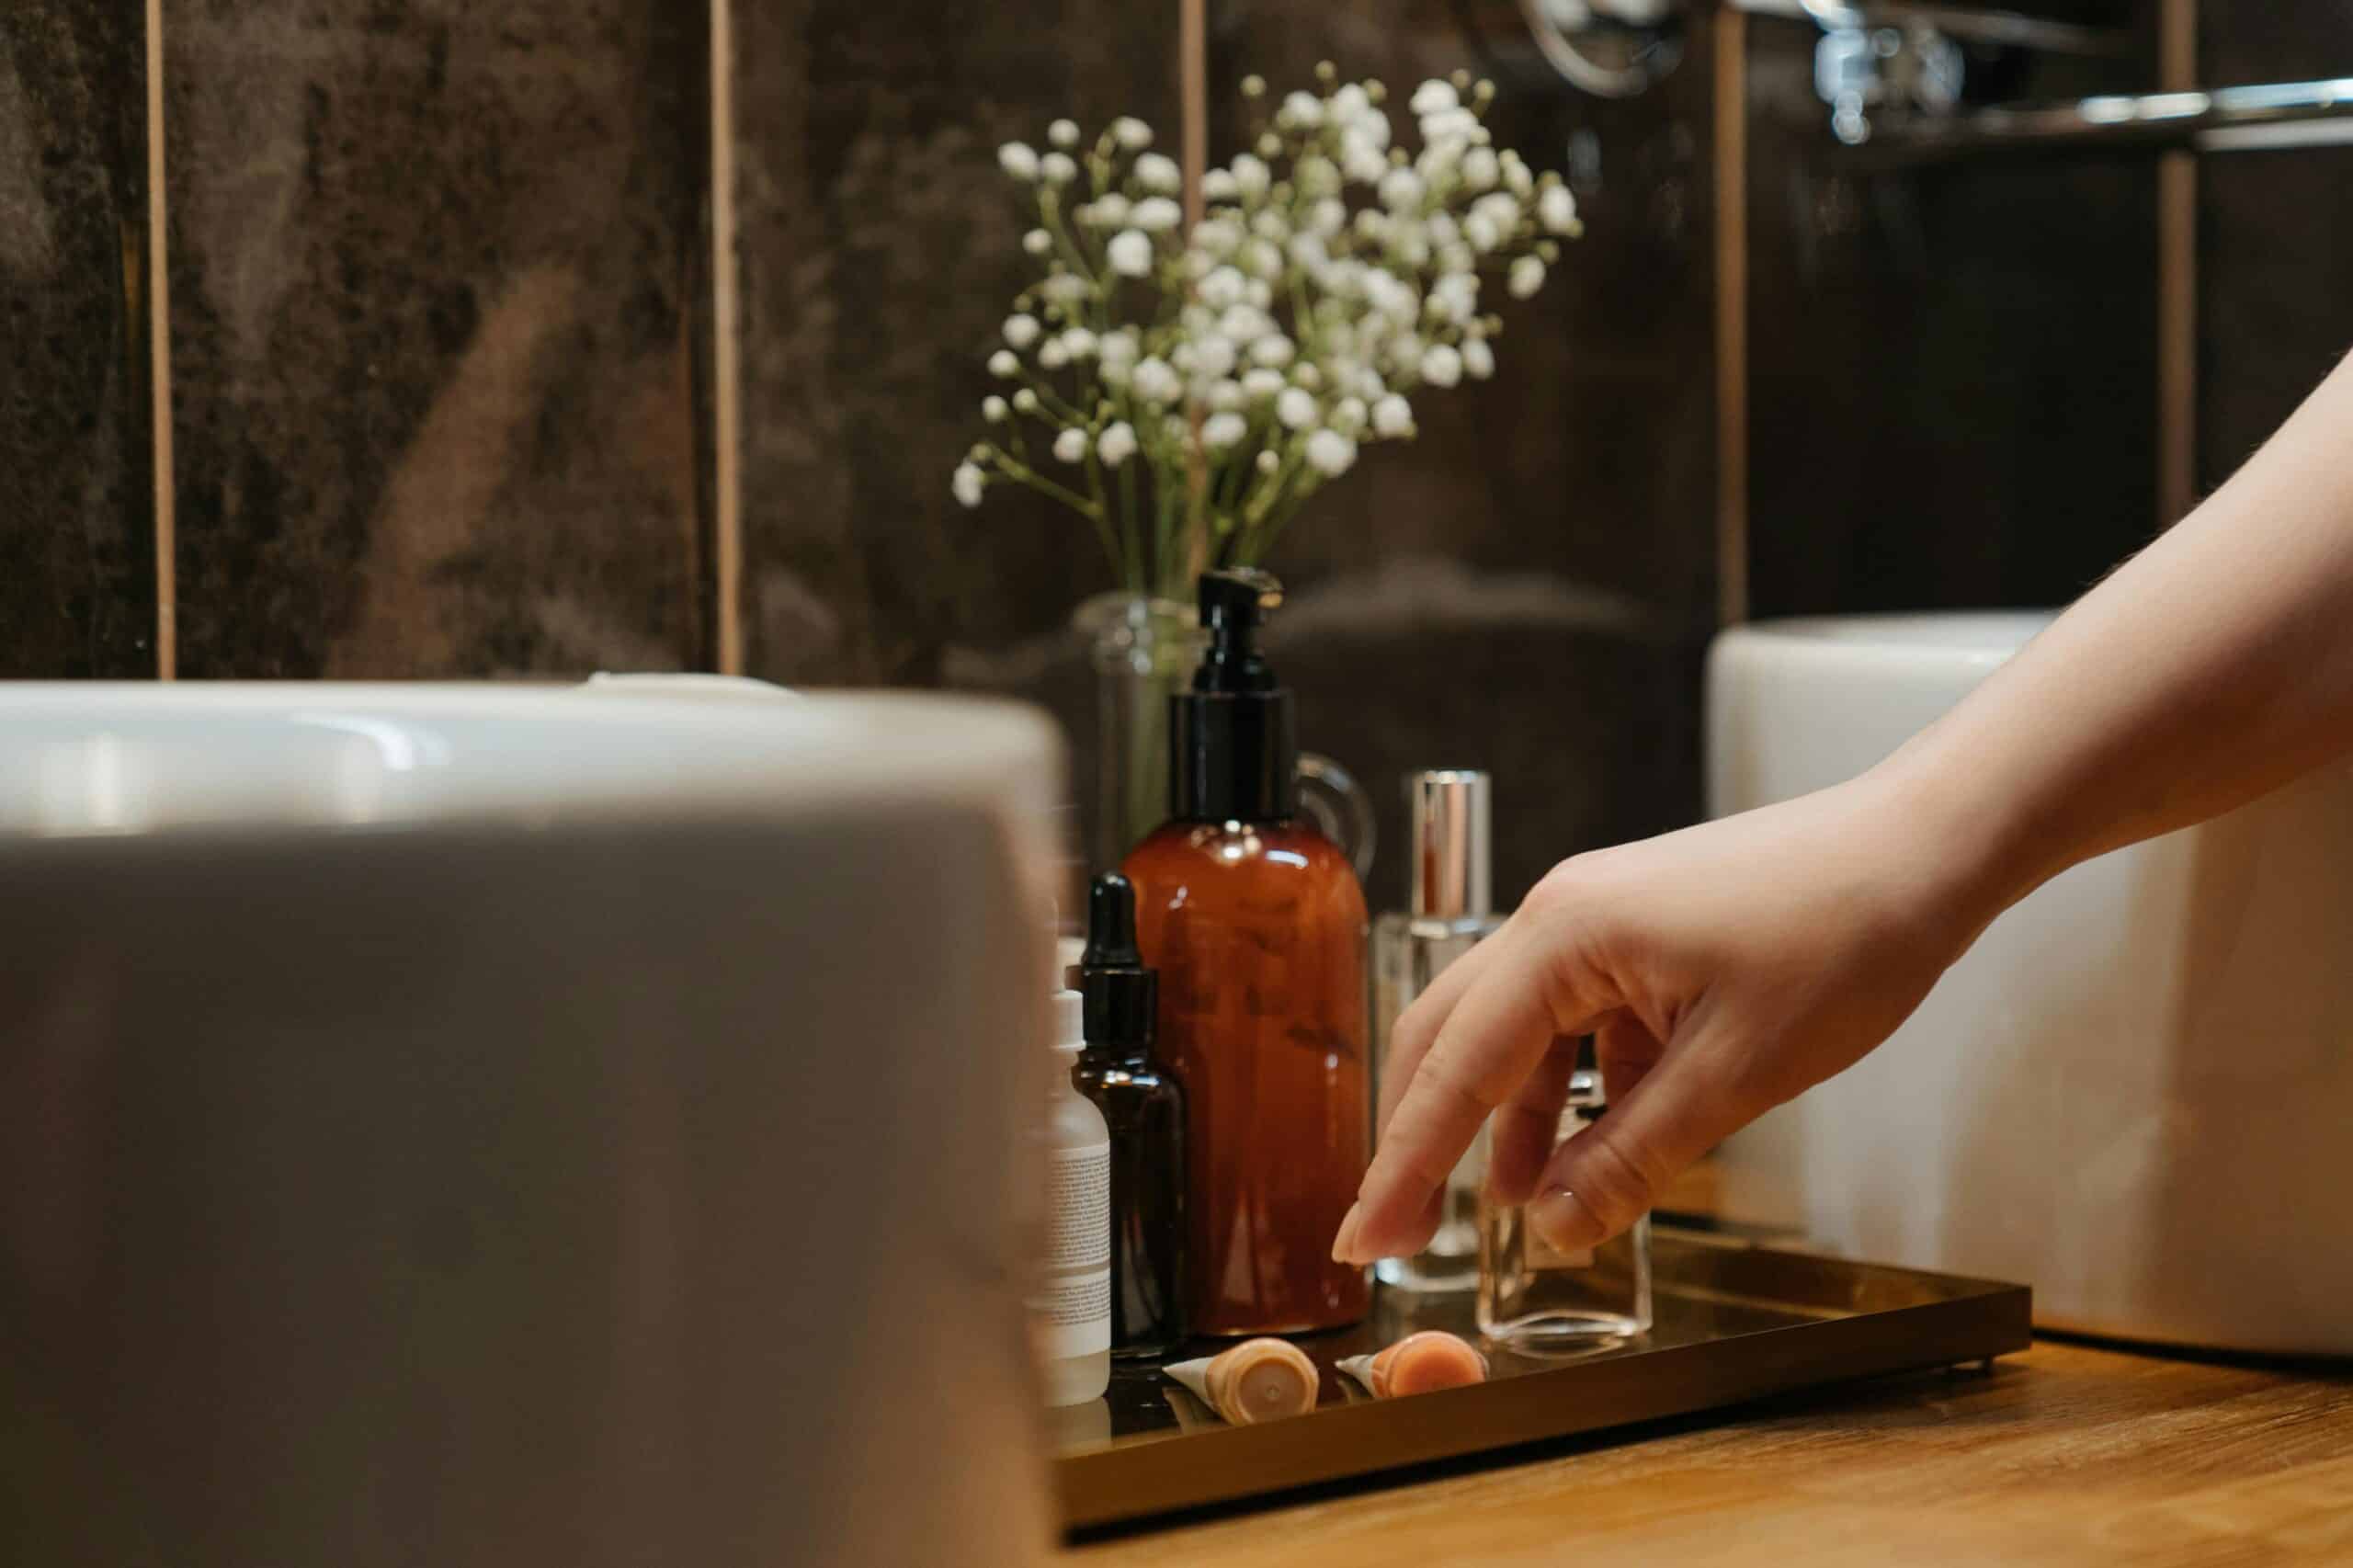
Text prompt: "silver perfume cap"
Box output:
[[1407, 769, 1492, 919]]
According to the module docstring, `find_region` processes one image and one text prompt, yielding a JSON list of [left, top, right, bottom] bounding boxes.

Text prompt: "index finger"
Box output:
[[1341, 923, 1617, 1264]]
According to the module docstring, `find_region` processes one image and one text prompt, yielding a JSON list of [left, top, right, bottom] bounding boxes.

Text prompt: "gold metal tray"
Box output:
[[1052, 1230, 2030, 1529]]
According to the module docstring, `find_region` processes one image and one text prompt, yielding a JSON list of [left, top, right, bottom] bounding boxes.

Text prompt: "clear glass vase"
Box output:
[[1074, 593, 1205, 875]]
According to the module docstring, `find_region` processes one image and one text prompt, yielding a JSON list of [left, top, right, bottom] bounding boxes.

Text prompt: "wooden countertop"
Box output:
[[1066, 1337, 2353, 1566]]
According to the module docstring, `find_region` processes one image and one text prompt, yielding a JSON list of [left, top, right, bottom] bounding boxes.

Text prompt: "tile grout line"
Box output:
[[708, 0, 745, 675], [1711, 5, 1748, 629], [145, 0, 176, 678]]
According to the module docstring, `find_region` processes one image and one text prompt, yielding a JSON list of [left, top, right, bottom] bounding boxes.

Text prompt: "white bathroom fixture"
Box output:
[[1711, 615, 2353, 1356]]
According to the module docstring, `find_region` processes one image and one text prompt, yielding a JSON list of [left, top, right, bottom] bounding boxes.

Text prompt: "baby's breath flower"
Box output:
[[1098, 421, 1138, 466], [1013, 388, 1040, 412], [1241, 74, 1267, 98], [1052, 427, 1088, 464], [1131, 197, 1181, 233], [1245, 278, 1274, 309], [1292, 362, 1323, 391], [1202, 411, 1249, 449], [1276, 386, 1319, 430], [1023, 228, 1053, 256], [1062, 327, 1098, 359], [1509, 255, 1547, 299], [1256, 449, 1282, 474], [983, 394, 1009, 423], [1191, 335, 1237, 379], [1040, 151, 1078, 185], [1280, 90, 1325, 129], [1461, 146, 1500, 190], [1039, 338, 1070, 369], [988, 349, 1020, 379], [1461, 337, 1495, 380], [1330, 396, 1369, 437], [1134, 152, 1182, 194], [1431, 272, 1479, 324], [1539, 185, 1579, 234], [1474, 190, 1522, 231], [1420, 108, 1482, 153], [1410, 79, 1459, 116], [1438, 241, 1476, 275], [1251, 334, 1296, 369], [1219, 303, 1271, 344], [1192, 217, 1244, 256], [1099, 329, 1139, 366], [1208, 379, 1248, 412], [1049, 119, 1080, 148], [1379, 167, 1426, 212], [999, 142, 1040, 181], [1353, 209, 1389, 245], [1501, 151, 1534, 198], [1420, 344, 1462, 388], [1004, 313, 1040, 348], [1304, 429, 1358, 476], [1199, 266, 1246, 309], [1296, 155, 1341, 199], [1202, 169, 1240, 201], [1230, 153, 1272, 200], [1392, 229, 1431, 268], [1250, 208, 1290, 244], [1372, 394, 1415, 437], [1084, 193, 1131, 227], [1256, 131, 1282, 158], [1113, 116, 1154, 150], [1242, 368, 1287, 401], [1131, 358, 1180, 403], [1108, 229, 1154, 278], [1239, 239, 1284, 280], [953, 461, 986, 506], [1040, 272, 1090, 305], [1342, 137, 1390, 186]]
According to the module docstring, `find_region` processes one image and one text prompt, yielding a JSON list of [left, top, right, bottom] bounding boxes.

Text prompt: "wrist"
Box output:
[[1849, 738, 2043, 957]]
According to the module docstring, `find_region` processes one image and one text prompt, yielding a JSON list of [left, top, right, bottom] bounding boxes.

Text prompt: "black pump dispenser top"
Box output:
[[1171, 570, 1296, 823], [1080, 873, 1157, 1051]]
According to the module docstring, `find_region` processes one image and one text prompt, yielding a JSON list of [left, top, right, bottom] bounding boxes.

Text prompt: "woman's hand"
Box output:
[[1334, 770, 1995, 1264]]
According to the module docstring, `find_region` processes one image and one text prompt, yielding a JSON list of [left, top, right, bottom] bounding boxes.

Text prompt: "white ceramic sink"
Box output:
[[0, 683, 1062, 1567], [1711, 616, 2353, 1356]]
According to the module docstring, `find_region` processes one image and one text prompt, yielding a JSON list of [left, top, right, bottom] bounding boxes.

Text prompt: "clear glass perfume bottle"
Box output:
[[1476, 1051, 1653, 1346], [1370, 770, 1504, 1292]]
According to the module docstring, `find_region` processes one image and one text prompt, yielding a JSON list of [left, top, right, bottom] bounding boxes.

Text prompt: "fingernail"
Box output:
[[1331, 1202, 1364, 1264], [1529, 1187, 1606, 1254]]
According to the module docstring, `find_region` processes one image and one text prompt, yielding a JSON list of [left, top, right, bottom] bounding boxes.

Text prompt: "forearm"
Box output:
[[1882, 352, 2353, 929]]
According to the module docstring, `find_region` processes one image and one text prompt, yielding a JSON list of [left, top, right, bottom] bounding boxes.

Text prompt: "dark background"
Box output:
[[3, 1, 2348, 911]]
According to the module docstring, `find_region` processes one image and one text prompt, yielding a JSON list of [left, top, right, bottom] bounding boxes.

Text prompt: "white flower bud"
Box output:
[[1190, 335, 1237, 379], [1202, 411, 1248, 449], [1062, 327, 1098, 359], [1462, 211, 1501, 253], [1230, 153, 1271, 200], [1276, 386, 1319, 430], [1085, 193, 1131, 227], [1099, 329, 1139, 366], [1052, 427, 1089, 464], [1192, 218, 1244, 257], [1432, 272, 1479, 324], [1354, 209, 1389, 245], [1038, 338, 1069, 369], [1097, 421, 1138, 467], [1013, 388, 1040, 412], [1474, 191, 1522, 232], [1509, 255, 1547, 299], [988, 349, 1020, 379], [1297, 154, 1341, 199], [1461, 337, 1495, 380], [1245, 278, 1273, 309], [1386, 332, 1426, 373], [1199, 266, 1246, 309], [1332, 84, 1370, 121], [1040, 272, 1090, 304], [1372, 394, 1415, 437], [1131, 358, 1181, 403], [1256, 131, 1282, 158], [1134, 152, 1183, 195], [1108, 229, 1154, 278], [1049, 119, 1080, 148], [1330, 396, 1368, 437], [1420, 108, 1481, 153], [1040, 151, 1078, 185], [998, 142, 1040, 181], [1292, 362, 1323, 391], [1539, 184, 1579, 234], [953, 461, 985, 507], [1131, 197, 1181, 233], [1256, 449, 1281, 474], [1420, 344, 1462, 388], [1003, 313, 1040, 348], [1304, 428, 1358, 477], [1023, 228, 1053, 256], [1207, 378, 1247, 412], [983, 395, 1009, 423], [1281, 90, 1324, 129], [1439, 242, 1476, 275], [1240, 239, 1283, 280], [1502, 151, 1534, 198], [1392, 228, 1431, 268], [1251, 207, 1290, 242], [1409, 79, 1459, 116], [1251, 334, 1296, 369], [1216, 304, 1268, 344], [1202, 169, 1240, 201], [1342, 137, 1390, 186], [1113, 116, 1154, 150], [1461, 147, 1500, 191], [1308, 199, 1347, 239], [1242, 368, 1287, 401], [1380, 167, 1426, 212]]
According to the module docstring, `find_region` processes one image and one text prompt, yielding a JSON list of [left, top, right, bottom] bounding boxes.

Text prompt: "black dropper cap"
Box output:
[[1170, 569, 1296, 824], [1080, 873, 1157, 1051]]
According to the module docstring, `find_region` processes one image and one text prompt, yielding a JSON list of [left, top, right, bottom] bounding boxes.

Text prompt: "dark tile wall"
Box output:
[[0, 4, 157, 676], [1743, 3, 2163, 619], [163, 1, 708, 676]]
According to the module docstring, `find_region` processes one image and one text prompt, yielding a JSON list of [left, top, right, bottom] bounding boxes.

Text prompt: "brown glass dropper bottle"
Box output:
[[1069, 872, 1188, 1358]]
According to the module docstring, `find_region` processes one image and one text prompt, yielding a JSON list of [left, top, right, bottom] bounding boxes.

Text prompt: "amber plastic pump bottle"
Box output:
[[1121, 570, 1371, 1336]]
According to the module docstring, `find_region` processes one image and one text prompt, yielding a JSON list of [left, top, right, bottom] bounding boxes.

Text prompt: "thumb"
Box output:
[[1523, 1018, 1754, 1253]]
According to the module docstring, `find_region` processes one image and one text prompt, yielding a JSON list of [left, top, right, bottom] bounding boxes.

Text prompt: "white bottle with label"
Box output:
[[1031, 986, 1112, 1405]]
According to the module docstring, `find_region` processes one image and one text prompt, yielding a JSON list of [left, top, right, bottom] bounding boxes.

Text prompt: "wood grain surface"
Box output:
[[1066, 1338, 2353, 1566]]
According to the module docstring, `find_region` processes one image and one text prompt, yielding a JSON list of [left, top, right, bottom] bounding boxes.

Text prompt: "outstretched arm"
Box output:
[[1337, 351, 2353, 1266]]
